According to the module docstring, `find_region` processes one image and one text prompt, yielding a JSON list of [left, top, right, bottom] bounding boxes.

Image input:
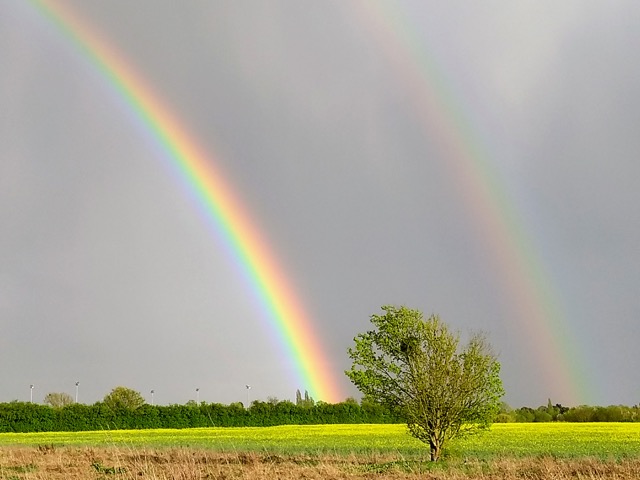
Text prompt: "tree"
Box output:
[[296, 389, 314, 408], [303, 390, 315, 407], [102, 386, 145, 410], [345, 305, 504, 461], [43, 392, 74, 408]]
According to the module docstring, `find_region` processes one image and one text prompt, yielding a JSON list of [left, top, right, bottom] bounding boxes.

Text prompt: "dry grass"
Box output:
[[2, 445, 640, 479]]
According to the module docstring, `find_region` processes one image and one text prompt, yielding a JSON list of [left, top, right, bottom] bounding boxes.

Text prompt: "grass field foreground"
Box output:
[[1, 424, 640, 479], [2, 446, 640, 480]]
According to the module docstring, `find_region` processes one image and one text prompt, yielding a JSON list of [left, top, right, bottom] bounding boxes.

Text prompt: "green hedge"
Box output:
[[0, 400, 399, 433], [2, 400, 639, 433]]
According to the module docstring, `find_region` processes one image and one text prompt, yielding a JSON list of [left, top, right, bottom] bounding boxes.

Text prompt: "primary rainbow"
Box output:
[[352, 1, 590, 404], [31, 0, 342, 403]]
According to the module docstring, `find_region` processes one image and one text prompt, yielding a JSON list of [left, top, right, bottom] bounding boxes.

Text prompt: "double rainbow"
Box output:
[[31, 0, 590, 405]]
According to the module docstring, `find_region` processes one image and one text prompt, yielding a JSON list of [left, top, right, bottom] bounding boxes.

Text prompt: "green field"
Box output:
[[1, 423, 639, 459]]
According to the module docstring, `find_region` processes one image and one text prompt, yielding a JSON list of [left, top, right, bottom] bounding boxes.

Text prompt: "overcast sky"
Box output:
[[2, 1, 639, 408]]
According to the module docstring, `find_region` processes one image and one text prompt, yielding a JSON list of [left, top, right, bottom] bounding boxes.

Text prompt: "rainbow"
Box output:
[[351, 1, 590, 404], [30, 0, 343, 403]]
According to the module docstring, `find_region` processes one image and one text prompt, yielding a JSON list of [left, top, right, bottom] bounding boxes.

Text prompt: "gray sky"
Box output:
[[2, 1, 639, 408]]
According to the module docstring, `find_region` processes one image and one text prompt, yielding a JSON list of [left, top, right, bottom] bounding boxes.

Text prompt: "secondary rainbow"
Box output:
[[31, 0, 342, 403], [351, 1, 590, 404]]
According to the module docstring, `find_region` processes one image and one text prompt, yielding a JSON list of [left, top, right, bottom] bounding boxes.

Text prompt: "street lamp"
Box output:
[[150, 390, 155, 406], [75, 381, 79, 403], [245, 385, 251, 408], [195, 388, 200, 404], [30, 384, 34, 403]]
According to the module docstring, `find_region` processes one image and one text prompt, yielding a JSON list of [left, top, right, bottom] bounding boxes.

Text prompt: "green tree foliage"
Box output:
[[43, 392, 74, 408], [0, 402, 55, 432], [494, 402, 515, 423], [560, 404, 638, 422], [498, 402, 572, 423], [514, 407, 535, 422], [295, 389, 316, 408], [533, 408, 552, 422], [102, 386, 145, 411], [345, 305, 504, 461]]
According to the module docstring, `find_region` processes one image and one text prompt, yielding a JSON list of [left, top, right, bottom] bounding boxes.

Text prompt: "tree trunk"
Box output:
[[429, 440, 441, 461]]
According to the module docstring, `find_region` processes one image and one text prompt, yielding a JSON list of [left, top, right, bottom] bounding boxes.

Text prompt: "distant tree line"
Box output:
[[2, 388, 640, 433], [496, 399, 640, 423]]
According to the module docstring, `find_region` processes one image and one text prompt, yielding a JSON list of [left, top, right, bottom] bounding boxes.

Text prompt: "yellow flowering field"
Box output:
[[0, 423, 639, 459], [452, 423, 640, 459]]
